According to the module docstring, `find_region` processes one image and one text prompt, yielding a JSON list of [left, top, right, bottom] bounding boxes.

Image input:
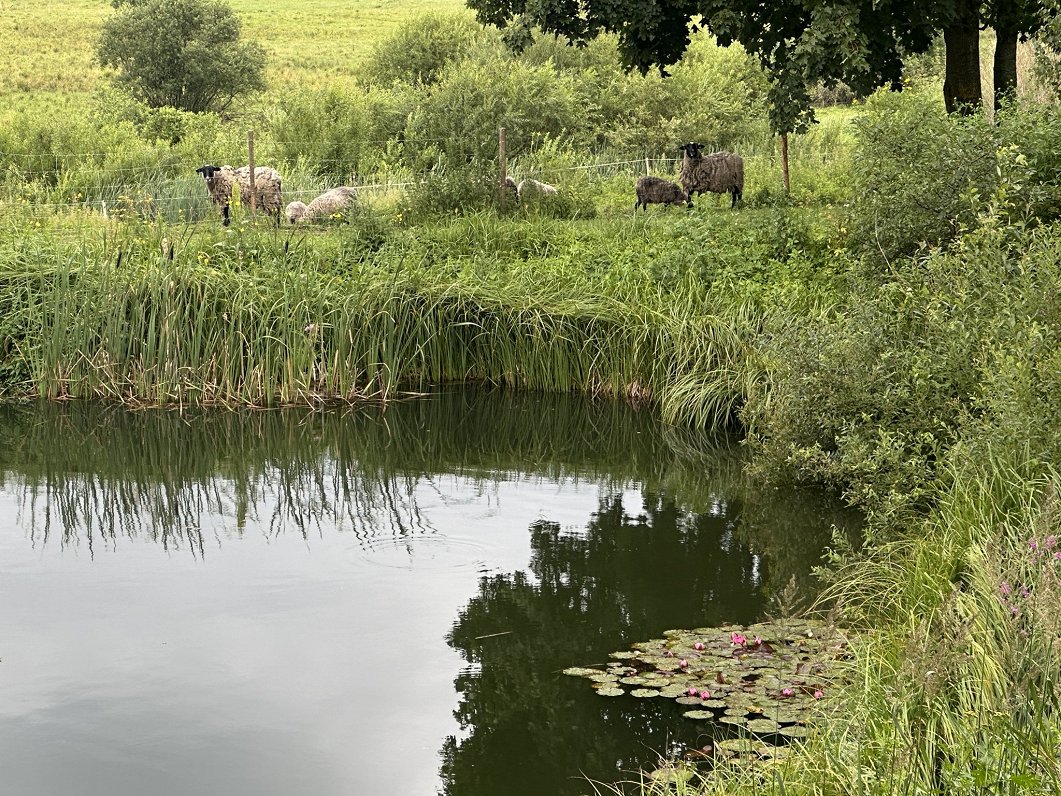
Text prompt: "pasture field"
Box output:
[[0, 0, 465, 108]]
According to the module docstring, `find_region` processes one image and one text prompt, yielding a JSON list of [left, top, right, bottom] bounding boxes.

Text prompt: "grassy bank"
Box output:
[[0, 204, 843, 424], [5, 3, 1061, 795]]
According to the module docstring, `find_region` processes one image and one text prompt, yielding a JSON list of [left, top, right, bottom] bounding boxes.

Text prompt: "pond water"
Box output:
[[0, 389, 854, 796]]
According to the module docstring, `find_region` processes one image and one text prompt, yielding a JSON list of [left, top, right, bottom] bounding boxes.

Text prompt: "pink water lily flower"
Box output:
[[781, 687, 794, 697], [752, 636, 763, 646], [687, 687, 699, 697], [699, 690, 712, 700], [730, 632, 747, 647], [679, 659, 689, 669], [813, 690, 824, 699], [693, 642, 705, 651]]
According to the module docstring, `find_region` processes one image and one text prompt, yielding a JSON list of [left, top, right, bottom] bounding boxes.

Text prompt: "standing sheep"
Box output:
[[678, 142, 744, 208], [195, 164, 284, 225], [516, 178, 558, 202], [285, 186, 359, 224], [635, 176, 690, 211]]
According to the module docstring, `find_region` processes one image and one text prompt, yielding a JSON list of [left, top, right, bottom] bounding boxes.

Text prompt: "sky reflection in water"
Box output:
[[0, 390, 854, 796]]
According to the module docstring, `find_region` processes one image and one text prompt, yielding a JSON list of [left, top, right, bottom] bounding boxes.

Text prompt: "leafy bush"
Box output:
[[396, 161, 505, 221], [360, 11, 500, 86], [267, 84, 413, 180], [746, 216, 1061, 528], [403, 55, 585, 167], [96, 0, 266, 114], [847, 90, 997, 269]]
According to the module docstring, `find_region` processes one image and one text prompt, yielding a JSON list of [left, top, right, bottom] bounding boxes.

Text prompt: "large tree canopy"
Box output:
[[96, 0, 266, 114], [467, 0, 1046, 126]]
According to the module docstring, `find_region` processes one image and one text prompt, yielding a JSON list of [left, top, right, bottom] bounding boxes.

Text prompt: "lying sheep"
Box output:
[[285, 186, 358, 224], [195, 164, 284, 225], [678, 142, 744, 208], [635, 176, 690, 211], [516, 178, 558, 202]]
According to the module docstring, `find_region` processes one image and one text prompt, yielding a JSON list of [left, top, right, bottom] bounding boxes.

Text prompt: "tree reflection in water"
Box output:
[[0, 390, 856, 796], [443, 482, 856, 796]]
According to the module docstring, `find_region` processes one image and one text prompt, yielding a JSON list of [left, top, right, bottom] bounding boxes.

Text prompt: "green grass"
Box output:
[[0, 0, 466, 111]]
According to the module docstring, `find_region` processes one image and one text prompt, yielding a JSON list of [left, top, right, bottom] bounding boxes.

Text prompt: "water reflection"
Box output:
[[0, 390, 856, 796]]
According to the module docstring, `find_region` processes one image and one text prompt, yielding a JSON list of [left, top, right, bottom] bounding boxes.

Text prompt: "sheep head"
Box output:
[[678, 142, 704, 159], [285, 201, 308, 224]]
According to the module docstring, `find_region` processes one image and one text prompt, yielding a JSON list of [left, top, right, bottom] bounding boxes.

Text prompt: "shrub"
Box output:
[[403, 55, 584, 167], [396, 161, 504, 221], [847, 90, 997, 269], [360, 11, 501, 87], [96, 0, 266, 114], [267, 84, 413, 180]]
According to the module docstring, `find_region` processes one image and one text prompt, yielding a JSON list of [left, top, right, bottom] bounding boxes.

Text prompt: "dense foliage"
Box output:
[[96, 0, 266, 114]]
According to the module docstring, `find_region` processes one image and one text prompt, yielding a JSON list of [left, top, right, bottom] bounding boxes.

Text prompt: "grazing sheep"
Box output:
[[516, 178, 558, 202], [678, 142, 744, 208], [635, 176, 690, 211], [285, 186, 358, 224], [195, 164, 284, 225]]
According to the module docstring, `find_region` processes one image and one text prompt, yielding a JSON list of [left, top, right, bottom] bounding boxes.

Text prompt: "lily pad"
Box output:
[[565, 618, 850, 748], [562, 667, 601, 677], [747, 718, 781, 734], [682, 710, 715, 720]]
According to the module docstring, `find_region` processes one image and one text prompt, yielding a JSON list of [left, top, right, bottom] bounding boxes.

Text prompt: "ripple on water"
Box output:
[[352, 533, 490, 572]]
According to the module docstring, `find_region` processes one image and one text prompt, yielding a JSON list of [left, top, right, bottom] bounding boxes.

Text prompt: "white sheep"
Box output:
[[516, 178, 558, 203], [285, 186, 359, 224], [195, 164, 284, 225]]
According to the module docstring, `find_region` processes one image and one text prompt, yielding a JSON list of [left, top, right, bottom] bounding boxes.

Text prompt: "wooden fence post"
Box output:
[[781, 132, 791, 195], [498, 127, 508, 205], [247, 129, 257, 215]]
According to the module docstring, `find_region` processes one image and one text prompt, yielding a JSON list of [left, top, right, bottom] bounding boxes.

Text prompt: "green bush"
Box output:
[[746, 216, 1061, 528], [360, 11, 500, 87], [403, 55, 585, 167], [96, 0, 266, 115], [396, 161, 506, 221], [266, 84, 413, 180], [847, 90, 997, 269]]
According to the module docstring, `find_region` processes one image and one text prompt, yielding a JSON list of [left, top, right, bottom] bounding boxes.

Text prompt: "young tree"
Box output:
[[96, 0, 266, 114]]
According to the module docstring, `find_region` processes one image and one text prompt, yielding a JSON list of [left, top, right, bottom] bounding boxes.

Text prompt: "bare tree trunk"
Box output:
[[993, 27, 1019, 110], [943, 0, 982, 114]]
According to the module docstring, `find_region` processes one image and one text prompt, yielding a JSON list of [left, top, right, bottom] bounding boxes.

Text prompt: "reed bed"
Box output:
[[0, 214, 795, 428]]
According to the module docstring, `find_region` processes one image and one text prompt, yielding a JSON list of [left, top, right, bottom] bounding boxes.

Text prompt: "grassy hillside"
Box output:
[[0, 0, 465, 106]]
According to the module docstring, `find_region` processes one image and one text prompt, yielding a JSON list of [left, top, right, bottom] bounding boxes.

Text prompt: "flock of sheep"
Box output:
[[193, 141, 744, 226]]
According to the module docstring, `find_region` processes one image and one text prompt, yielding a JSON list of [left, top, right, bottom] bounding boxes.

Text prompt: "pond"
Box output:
[[0, 389, 855, 796]]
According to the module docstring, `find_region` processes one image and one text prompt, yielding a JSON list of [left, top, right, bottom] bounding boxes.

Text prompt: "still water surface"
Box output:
[[0, 390, 852, 795]]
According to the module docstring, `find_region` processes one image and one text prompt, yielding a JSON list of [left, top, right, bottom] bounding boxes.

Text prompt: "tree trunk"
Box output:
[[943, 0, 982, 114], [993, 27, 1019, 110]]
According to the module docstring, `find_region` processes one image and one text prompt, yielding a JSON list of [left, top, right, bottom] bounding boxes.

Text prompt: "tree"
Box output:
[[468, 0, 937, 191], [466, 0, 1049, 127], [96, 0, 266, 115], [984, 0, 1044, 110]]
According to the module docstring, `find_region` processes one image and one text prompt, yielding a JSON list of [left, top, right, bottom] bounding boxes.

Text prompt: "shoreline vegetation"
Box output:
[[4, 2, 1061, 793]]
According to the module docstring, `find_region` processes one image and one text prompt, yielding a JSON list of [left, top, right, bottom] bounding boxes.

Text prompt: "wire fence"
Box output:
[[0, 133, 846, 220]]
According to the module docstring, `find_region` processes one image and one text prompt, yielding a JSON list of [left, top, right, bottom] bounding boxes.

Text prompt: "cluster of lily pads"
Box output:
[[564, 619, 850, 756]]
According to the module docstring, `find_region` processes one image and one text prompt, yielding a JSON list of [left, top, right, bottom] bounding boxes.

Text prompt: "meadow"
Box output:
[[4, 2, 1061, 795]]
